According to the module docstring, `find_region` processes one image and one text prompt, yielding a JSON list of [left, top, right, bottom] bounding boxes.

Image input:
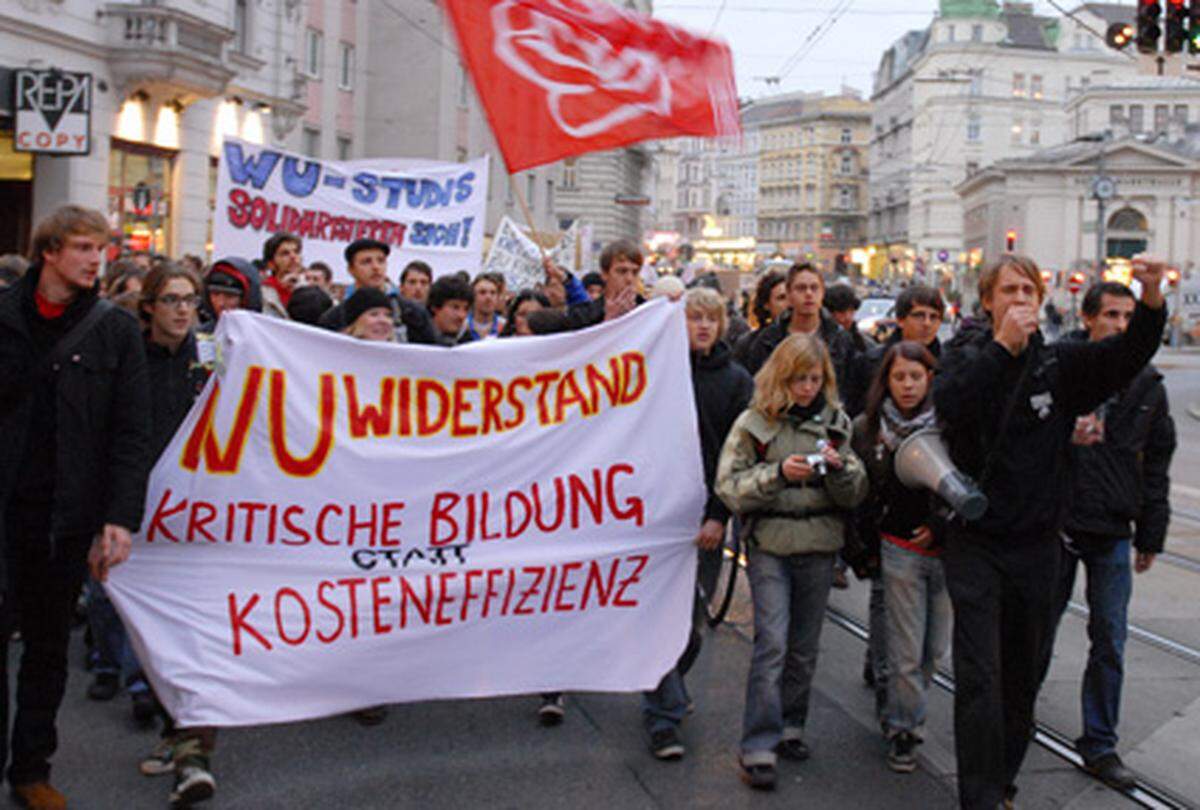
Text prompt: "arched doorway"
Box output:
[[1106, 208, 1148, 259]]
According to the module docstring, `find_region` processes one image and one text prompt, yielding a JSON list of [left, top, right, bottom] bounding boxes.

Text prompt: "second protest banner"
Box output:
[[106, 302, 705, 726], [213, 137, 489, 281]]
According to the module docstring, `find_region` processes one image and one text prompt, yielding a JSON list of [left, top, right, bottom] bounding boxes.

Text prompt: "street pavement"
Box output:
[[7, 349, 1200, 810]]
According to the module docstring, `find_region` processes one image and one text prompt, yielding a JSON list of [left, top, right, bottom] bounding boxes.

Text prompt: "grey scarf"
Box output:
[[878, 399, 937, 451]]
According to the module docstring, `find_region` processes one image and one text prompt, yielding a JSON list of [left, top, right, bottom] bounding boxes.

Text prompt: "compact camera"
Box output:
[[805, 440, 831, 477]]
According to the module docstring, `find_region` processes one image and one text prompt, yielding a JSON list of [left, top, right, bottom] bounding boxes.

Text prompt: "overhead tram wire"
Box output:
[[707, 0, 731, 34]]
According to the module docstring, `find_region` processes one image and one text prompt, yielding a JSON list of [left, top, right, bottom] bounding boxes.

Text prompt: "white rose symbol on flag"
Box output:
[[491, 0, 675, 140]]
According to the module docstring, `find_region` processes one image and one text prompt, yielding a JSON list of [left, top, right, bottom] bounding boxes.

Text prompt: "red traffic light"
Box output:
[[1167, 267, 1181, 286], [1005, 229, 1017, 252], [1068, 271, 1087, 295]]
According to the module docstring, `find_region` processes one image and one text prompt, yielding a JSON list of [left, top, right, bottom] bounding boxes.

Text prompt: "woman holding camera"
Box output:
[[716, 334, 867, 791], [851, 341, 950, 775]]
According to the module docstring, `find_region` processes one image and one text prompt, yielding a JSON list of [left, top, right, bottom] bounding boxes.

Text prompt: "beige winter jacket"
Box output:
[[715, 402, 868, 557]]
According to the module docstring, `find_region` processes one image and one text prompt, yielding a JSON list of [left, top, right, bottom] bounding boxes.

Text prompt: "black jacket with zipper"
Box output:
[[691, 341, 754, 525], [1059, 331, 1176, 554], [0, 268, 151, 575], [932, 301, 1165, 541]]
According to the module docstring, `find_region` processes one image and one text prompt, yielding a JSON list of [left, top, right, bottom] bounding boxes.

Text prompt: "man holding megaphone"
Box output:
[[931, 255, 1167, 810]]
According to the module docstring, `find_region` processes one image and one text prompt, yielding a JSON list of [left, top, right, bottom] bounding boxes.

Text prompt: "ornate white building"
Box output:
[[869, 0, 1140, 274]]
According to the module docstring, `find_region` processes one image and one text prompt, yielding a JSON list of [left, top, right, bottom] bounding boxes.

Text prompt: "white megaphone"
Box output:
[[894, 429, 989, 522]]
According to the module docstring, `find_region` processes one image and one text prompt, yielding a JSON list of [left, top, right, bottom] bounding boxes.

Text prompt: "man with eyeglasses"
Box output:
[[131, 263, 220, 807]]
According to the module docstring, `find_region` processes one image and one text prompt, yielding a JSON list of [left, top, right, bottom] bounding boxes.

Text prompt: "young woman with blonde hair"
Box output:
[[716, 333, 868, 791]]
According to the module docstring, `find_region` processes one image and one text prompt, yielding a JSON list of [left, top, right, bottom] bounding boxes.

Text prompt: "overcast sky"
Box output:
[[652, 0, 1111, 100]]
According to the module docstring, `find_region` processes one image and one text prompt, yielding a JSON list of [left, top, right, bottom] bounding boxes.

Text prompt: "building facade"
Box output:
[[0, 0, 306, 259], [959, 79, 1200, 273], [750, 90, 871, 272], [869, 0, 1138, 276]]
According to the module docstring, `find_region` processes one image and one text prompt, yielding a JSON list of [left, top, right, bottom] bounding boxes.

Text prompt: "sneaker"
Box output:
[[1084, 752, 1136, 791], [88, 672, 119, 701], [887, 732, 919, 773], [538, 694, 565, 726], [170, 758, 215, 807], [650, 728, 685, 760], [739, 761, 776, 791], [132, 690, 159, 729], [776, 738, 810, 761], [140, 738, 175, 777], [352, 706, 388, 727], [10, 781, 66, 810]]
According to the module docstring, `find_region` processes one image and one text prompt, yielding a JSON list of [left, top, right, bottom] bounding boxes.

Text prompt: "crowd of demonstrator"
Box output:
[[0, 204, 1175, 810]]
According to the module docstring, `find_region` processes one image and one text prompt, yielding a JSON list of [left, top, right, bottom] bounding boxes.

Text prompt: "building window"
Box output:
[[1030, 74, 1043, 100], [458, 64, 470, 107], [840, 128, 851, 144], [1154, 104, 1170, 132], [966, 160, 979, 176], [967, 113, 981, 142], [302, 126, 320, 157], [108, 139, 176, 256], [339, 43, 355, 90], [1175, 105, 1189, 123], [562, 157, 577, 189], [1011, 118, 1023, 145], [969, 71, 982, 96], [839, 186, 854, 210], [304, 29, 323, 78], [947, 24, 956, 42], [337, 136, 352, 160], [1110, 105, 1124, 126], [1012, 73, 1025, 97], [971, 23, 983, 42], [1129, 104, 1144, 133], [546, 180, 554, 216], [233, 0, 250, 54], [840, 154, 853, 174], [527, 174, 536, 209]]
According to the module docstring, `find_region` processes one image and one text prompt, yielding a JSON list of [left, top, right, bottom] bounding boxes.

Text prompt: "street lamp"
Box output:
[[1075, 130, 1114, 281]]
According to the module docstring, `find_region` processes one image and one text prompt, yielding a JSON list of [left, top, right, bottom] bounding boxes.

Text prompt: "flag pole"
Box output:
[[507, 171, 546, 261]]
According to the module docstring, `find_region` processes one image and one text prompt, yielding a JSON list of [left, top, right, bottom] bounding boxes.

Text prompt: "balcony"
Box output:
[[102, 4, 236, 100]]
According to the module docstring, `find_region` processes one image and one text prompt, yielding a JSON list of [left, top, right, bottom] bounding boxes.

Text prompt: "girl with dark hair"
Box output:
[[850, 341, 950, 775], [500, 289, 551, 337], [733, 270, 788, 366]]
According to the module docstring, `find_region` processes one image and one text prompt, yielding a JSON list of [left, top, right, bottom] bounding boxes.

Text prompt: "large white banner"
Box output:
[[107, 302, 705, 727], [213, 138, 489, 282]]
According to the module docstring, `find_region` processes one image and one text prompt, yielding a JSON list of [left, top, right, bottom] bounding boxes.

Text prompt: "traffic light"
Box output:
[[1167, 266, 1181, 286], [1137, 0, 1162, 52], [1005, 229, 1017, 252], [1166, 0, 1187, 52], [1068, 272, 1087, 296], [1106, 21, 1135, 49], [1190, 0, 1200, 53]]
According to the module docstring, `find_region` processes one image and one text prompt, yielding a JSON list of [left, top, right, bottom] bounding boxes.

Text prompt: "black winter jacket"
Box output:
[[845, 412, 947, 577], [0, 269, 151, 559], [1059, 332, 1176, 553], [691, 342, 755, 525], [145, 331, 212, 463], [933, 301, 1166, 540], [739, 310, 857, 401]]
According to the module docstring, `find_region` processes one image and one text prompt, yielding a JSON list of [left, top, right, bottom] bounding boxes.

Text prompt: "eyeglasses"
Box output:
[[157, 294, 202, 309]]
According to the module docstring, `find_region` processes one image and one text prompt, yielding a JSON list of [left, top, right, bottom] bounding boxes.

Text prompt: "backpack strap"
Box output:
[[46, 299, 115, 373]]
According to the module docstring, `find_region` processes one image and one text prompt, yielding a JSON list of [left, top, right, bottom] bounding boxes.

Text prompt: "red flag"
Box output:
[[443, 0, 741, 172]]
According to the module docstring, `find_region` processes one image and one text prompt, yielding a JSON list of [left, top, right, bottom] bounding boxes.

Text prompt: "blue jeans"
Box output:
[[1052, 537, 1131, 761], [86, 579, 147, 694], [882, 541, 951, 737], [740, 550, 834, 766], [642, 547, 712, 735], [867, 575, 888, 722]]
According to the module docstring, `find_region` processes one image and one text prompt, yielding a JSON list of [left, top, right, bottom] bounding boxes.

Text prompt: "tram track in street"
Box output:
[[823, 606, 1197, 810]]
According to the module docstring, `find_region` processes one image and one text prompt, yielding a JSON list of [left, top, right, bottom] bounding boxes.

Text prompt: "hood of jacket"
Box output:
[[204, 256, 263, 316]]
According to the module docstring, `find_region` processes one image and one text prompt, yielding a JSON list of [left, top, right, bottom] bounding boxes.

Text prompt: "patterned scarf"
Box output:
[[878, 398, 937, 451]]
